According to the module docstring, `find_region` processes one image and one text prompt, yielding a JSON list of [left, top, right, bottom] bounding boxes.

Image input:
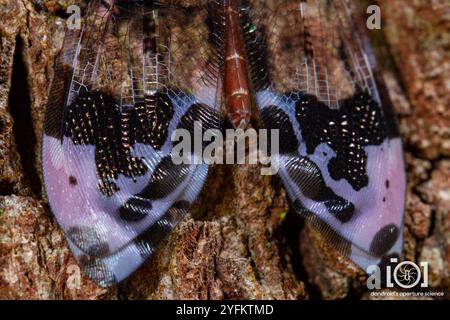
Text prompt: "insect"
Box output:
[[42, 0, 406, 287]]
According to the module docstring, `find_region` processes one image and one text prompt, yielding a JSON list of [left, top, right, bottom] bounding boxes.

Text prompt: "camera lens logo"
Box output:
[[366, 258, 429, 290], [393, 261, 421, 289]]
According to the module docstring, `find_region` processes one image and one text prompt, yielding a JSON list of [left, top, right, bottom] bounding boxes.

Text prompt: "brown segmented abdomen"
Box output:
[[222, 0, 252, 128]]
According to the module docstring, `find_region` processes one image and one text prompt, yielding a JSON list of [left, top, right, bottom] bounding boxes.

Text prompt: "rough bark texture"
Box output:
[[0, 0, 448, 299]]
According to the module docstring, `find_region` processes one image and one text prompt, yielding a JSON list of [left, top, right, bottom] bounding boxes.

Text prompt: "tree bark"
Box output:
[[0, 0, 448, 299]]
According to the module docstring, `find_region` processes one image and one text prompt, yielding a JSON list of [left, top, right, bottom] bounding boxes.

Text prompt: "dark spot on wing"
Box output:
[[285, 155, 355, 223], [136, 156, 191, 200], [325, 199, 355, 223], [135, 200, 190, 258], [176, 102, 222, 155], [370, 224, 400, 257], [382, 197, 386, 202], [69, 175, 77, 186], [385, 179, 390, 189], [260, 105, 299, 154], [79, 255, 117, 288], [67, 226, 110, 258], [119, 196, 153, 222], [65, 90, 174, 196], [295, 92, 387, 191]]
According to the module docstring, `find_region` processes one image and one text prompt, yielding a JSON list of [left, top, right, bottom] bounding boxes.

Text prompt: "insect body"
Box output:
[[222, 0, 252, 128], [42, 0, 406, 287]]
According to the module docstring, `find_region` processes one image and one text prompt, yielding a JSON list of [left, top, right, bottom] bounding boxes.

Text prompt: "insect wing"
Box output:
[[42, 0, 222, 285], [246, 0, 406, 269]]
